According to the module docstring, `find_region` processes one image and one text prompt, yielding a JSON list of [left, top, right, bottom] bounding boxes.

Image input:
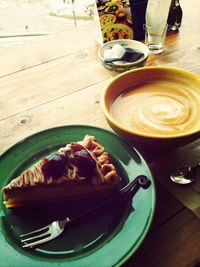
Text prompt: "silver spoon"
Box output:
[[170, 163, 200, 184]]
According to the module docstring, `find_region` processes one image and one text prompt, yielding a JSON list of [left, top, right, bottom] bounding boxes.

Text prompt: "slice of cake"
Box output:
[[2, 135, 120, 208]]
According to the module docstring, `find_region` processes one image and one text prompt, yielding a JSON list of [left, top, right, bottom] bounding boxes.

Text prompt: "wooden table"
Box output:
[[1, 0, 200, 266]]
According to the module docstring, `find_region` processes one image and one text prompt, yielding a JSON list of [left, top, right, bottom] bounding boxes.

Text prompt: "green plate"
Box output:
[[0, 125, 155, 267]]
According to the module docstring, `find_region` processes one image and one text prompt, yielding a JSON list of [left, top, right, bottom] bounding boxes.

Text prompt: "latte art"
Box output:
[[135, 93, 191, 133], [110, 82, 200, 136]]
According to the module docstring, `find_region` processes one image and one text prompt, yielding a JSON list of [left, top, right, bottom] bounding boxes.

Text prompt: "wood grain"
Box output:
[[0, 47, 112, 120], [0, 80, 111, 153], [1, 1, 200, 266], [125, 208, 200, 267], [0, 22, 100, 78]]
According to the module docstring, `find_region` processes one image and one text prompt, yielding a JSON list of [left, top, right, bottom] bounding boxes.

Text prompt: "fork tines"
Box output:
[[20, 225, 51, 248]]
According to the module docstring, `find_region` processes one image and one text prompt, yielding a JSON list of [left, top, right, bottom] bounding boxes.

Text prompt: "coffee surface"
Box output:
[[110, 81, 200, 137]]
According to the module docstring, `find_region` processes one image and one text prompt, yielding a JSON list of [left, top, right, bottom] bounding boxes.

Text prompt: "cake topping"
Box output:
[[69, 143, 96, 182], [41, 144, 96, 182], [41, 153, 67, 179], [72, 148, 96, 182]]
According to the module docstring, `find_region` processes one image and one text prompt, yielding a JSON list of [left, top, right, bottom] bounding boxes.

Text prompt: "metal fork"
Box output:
[[20, 175, 151, 248]]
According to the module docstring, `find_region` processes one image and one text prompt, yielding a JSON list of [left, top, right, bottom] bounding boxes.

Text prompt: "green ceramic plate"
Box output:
[[0, 125, 155, 267]]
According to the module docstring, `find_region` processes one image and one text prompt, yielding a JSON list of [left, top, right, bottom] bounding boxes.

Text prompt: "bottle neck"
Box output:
[[171, 0, 180, 7], [175, 0, 180, 6]]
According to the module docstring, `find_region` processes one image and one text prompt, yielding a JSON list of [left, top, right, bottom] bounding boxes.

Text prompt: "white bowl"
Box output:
[[98, 39, 149, 72]]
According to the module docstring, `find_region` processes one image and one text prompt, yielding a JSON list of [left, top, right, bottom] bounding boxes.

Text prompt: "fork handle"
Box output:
[[65, 175, 151, 224]]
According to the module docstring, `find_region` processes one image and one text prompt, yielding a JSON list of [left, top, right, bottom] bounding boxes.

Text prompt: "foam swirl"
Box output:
[[110, 82, 200, 136]]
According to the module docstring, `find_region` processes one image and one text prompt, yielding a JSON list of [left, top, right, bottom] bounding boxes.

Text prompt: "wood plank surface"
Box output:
[[125, 208, 200, 267], [0, 22, 100, 77], [0, 80, 110, 152], [1, 1, 200, 267], [0, 47, 112, 120]]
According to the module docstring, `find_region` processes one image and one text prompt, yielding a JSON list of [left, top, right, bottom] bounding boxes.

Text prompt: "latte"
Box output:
[[110, 80, 200, 137]]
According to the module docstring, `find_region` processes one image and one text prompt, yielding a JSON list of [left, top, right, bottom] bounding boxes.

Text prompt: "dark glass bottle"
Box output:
[[167, 0, 183, 31]]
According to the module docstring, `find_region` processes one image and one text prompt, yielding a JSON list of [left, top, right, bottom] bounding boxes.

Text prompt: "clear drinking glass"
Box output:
[[145, 24, 168, 54], [145, 0, 171, 54]]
